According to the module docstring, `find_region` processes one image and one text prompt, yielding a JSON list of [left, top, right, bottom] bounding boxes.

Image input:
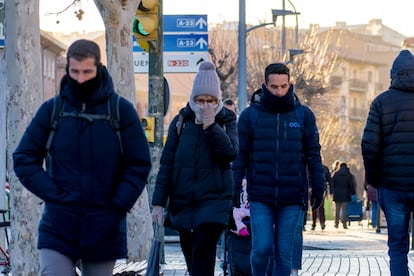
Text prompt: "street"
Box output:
[[162, 219, 399, 275]]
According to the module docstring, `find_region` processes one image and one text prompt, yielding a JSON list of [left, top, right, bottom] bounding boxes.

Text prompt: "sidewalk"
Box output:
[[161, 219, 414, 275]]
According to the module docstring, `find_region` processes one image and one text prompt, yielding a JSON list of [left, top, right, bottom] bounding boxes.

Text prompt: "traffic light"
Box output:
[[133, 0, 159, 41], [141, 116, 155, 143]]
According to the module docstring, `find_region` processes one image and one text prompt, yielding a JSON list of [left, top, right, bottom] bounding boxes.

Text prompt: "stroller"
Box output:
[[224, 178, 274, 275], [226, 216, 252, 276], [347, 195, 363, 226]]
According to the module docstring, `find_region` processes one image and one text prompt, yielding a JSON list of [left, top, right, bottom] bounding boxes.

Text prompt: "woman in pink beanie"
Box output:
[[151, 61, 239, 276]]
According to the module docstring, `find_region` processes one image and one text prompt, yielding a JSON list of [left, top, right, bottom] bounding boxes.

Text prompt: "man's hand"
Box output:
[[151, 205, 164, 225], [199, 103, 215, 129], [311, 194, 323, 211]]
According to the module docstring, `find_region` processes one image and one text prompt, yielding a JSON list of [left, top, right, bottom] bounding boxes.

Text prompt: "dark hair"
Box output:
[[66, 39, 101, 66], [264, 63, 290, 83], [223, 99, 235, 106]]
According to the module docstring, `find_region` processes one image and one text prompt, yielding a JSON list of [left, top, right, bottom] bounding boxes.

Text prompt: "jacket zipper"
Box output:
[[275, 113, 280, 200]]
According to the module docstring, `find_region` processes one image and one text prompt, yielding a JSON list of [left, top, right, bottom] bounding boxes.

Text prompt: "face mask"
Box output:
[[67, 65, 103, 101]]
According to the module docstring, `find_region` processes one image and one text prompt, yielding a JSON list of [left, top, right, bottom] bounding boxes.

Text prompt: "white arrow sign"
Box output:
[[196, 37, 208, 50], [195, 17, 207, 30]]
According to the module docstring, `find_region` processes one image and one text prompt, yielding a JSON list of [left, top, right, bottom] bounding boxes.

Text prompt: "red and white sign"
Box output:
[[133, 52, 209, 73]]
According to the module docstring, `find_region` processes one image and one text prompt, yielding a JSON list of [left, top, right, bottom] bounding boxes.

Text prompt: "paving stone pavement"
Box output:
[[160, 219, 414, 275]]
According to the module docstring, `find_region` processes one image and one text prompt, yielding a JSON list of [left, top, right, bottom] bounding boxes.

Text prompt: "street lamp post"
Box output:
[[238, 0, 247, 113], [271, 9, 300, 57]]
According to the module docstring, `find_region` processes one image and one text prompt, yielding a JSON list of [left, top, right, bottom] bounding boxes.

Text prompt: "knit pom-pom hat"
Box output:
[[191, 61, 221, 100]]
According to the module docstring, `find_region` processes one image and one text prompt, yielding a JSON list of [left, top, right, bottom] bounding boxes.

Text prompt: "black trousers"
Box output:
[[179, 223, 224, 276]]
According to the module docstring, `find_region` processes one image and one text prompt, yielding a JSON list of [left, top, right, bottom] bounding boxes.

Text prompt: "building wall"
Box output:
[[41, 47, 59, 100]]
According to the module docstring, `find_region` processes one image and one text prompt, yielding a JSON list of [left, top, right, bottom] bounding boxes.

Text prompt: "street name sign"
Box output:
[[133, 14, 208, 73]]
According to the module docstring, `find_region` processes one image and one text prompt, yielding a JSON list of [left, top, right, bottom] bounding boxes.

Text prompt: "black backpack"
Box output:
[[45, 93, 123, 176]]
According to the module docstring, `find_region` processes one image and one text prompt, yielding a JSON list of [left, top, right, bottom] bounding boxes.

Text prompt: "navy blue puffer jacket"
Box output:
[[232, 86, 324, 207], [152, 104, 238, 231], [362, 50, 414, 191], [13, 66, 151, 261]]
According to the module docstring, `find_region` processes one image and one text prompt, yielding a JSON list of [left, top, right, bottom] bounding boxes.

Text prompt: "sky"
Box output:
[[39, 0, 414, 37]]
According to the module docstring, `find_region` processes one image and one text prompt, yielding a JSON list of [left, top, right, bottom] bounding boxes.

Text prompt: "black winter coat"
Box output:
[[152, 104, 239, 231], [362, 50, 414, 191], [232, 86, 325, 207], [13, 67, 152, 261], [332, 166, 355, 202]]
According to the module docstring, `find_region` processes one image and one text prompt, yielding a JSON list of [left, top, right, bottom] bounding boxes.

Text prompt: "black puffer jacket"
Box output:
[[152, 104, 239, 231], [332, 165, 355, 202], [13, 66, 152, 261], [362, 50, 414, 190], [232, 85, 324, 207]]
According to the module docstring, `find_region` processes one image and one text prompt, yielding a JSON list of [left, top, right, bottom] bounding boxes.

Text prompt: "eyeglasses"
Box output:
[[195, 98, 217, 105]]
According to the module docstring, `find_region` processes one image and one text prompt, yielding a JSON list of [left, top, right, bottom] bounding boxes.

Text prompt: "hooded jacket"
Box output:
[[362, 50, 414, 190], [332, 164, 356, 202], [232, 85, 325, 207], [13, 66, 152, 261], [152, 104, 238, 231]]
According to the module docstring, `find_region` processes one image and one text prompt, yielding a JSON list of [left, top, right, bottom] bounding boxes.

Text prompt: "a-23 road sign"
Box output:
[[163, 34, 208, 52]]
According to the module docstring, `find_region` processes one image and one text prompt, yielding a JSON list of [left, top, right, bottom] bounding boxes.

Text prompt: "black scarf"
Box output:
[[260, 84, 296, 113], [66, 64, 104, 101]]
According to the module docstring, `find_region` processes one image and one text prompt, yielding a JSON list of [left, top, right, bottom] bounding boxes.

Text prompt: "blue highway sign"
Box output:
[[164, 34, 208, 52], [164, 15, 208, 33]]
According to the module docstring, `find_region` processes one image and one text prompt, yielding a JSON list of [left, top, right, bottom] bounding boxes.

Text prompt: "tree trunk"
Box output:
[[94, 0, 152, 262], [5, 0, 43, 274]]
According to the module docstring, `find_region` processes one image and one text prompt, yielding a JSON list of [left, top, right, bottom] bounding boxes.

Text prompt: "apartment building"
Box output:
[[310, 20, 406, 191]]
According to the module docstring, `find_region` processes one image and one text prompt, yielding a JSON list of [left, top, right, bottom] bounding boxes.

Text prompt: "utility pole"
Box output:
[[282, 0, 286, 56], [147, 0, 165, 263], [237, 0, 247, 112], [238, 0, 299, 111]]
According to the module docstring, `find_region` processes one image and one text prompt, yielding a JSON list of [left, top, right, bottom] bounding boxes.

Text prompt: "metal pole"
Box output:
[[148, 0, 165, 263], [238, 0, 247, 112], [281, 0, 286, 56], [286, 0, 299, 48]]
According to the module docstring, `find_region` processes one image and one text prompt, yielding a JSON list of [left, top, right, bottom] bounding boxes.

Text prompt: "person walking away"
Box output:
[[223, 98, 237, 114], [13, 39, 152, 275], [332, 162, 356, 229], [151, 61, 239, 276], [365, 182, 378, 228], [361, 49, 414, 276], [232, 63, 325, 276], [311, 163, 331, 230]]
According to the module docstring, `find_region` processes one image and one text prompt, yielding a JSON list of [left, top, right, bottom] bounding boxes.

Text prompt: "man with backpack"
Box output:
[[13, 39, 152, 275], [232, 63, 325, 275]]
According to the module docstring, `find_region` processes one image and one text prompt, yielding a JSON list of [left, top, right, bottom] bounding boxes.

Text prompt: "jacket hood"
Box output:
[[390, 50, 414, 92], [59, 65, 115, 106]]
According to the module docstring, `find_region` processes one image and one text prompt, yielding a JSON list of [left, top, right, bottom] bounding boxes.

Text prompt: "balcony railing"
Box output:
[[349, 108, 369, 120], [349, 79, 368, 92], [330, 76, 343, 86]]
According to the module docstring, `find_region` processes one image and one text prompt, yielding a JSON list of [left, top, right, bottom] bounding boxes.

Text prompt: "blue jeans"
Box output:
[[292, 211, 305, 270], [249, 201, 303, 276], [378, 186, 414, 276]]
